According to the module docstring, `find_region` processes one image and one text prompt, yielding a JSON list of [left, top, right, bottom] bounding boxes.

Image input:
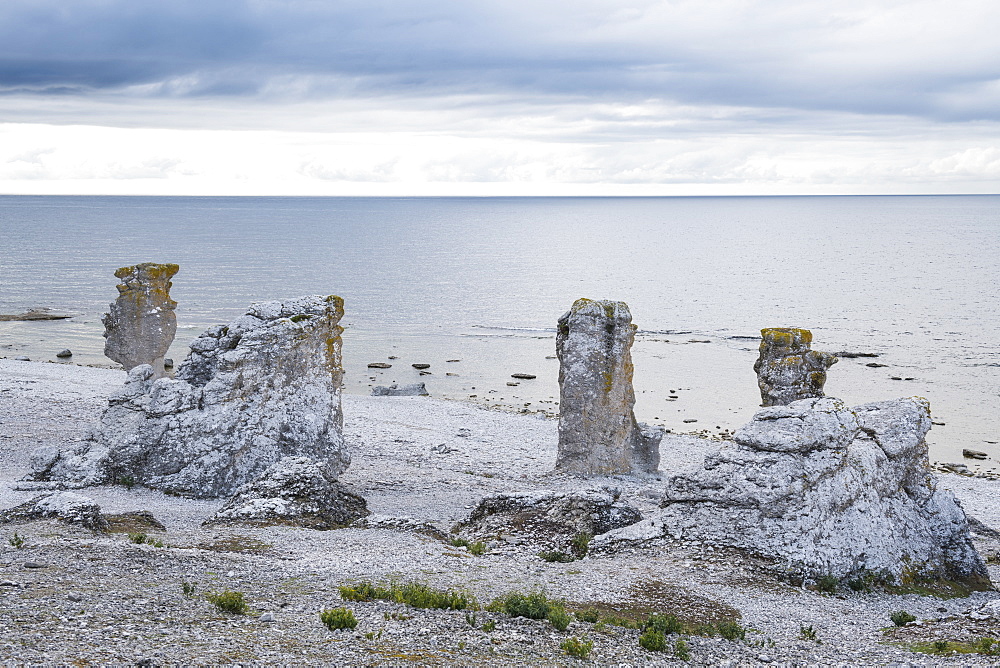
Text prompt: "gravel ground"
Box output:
[[2, 358, 1000, 666]]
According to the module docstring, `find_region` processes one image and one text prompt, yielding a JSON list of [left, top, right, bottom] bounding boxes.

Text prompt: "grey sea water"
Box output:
[[1, 195, 997, 463]]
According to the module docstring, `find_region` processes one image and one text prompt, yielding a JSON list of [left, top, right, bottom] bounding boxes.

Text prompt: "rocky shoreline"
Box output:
[[3, 358, 1000, 665]]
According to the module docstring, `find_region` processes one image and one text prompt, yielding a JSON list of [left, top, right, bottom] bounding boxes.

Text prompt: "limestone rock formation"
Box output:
[[0, 492, 108, 531], [371, 382, 429, 397], [555, 298, 661, 475], [595, 396, 991, 588], [205, 457, 369, 530], [456, 487, 642, 546], [753, 327, 837, 406], [28, 295, 349, 499], [102, 263, 179, 378]]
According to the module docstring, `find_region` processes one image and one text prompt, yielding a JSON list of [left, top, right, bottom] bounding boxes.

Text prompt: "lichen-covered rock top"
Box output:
[[555, 298, 660, 475], [597, 396, 990, 589], [754, 327, 838, 407], [30, 295, 349, 499], [102, 262, 179, 376]]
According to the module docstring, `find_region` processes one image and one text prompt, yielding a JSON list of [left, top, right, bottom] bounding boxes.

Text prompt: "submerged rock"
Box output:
[[753, 327, 837, 407], [102, 263, 179, 378], [555, 298, 661, 475], [0, 492, 107, 531], [205, 457, 369, 530], [371, 383, 429, 397], [596, 396, 991, 588], [27, 295, 349, 499]]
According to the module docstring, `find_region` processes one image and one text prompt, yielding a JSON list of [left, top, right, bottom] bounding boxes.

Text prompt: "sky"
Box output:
[[0, 0, 998, 196]]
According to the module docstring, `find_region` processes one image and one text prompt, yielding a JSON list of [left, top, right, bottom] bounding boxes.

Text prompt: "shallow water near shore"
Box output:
[[1, 194, 998, 463]]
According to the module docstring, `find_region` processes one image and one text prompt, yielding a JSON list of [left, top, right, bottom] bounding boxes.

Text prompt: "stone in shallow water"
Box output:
[[102, 263, 179, 378], [554, 298, 661, 475], [753, 327, 837, 407], [371, 383, 429, 396], [27, 295, 349, 499], [596, 396, 991, 589]]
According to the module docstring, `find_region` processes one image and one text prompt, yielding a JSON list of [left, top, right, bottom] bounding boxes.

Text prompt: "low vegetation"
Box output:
[[339, 580, 477, 611], [206, 590, 249, 615], [560, 635, 594, 659], [889, 610, 916, 627], [449, 537, 487, 556], [320, 607, 358, 631]]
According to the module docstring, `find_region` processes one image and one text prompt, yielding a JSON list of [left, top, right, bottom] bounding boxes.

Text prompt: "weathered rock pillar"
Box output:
[[754, 327, 837, 407], [102, 263, 179, 378], [555, 298, 661, 475]]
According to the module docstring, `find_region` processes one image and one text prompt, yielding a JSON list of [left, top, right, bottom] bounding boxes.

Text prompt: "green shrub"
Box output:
[[674, 638, 691, 661], [338, 580, 476, 611], [890, 610, 916, 627], [548, 604, 573, 632], [488, 590, 572, 630], [716, 620, 746, 641], [182, 581, 197, 597], [799, 624, 819, 642], [644, 614, 683, 636], [488, 591, 552, 620], [450, 537, 487, 556], [8, 532, 25, 549], [128, 532, 148, 544], [570, 532, 592, 558], [481, 619, 496, 632], [561, 635, 594, 659], [320, 607, 358, 631], [816, 575, 839, 593], [207, 590, 248, 615], [575, 608, 601, 623], [639, 628, 667, 652], [931, 640, 949, 654], [538, 550, 576, 563]]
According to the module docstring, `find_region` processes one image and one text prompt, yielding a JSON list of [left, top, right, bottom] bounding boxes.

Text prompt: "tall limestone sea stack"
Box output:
[[102, 262, 179, 378], [754, 327, 837, 406], [28, 295, 351, 499], [555, 298, 661, 475]]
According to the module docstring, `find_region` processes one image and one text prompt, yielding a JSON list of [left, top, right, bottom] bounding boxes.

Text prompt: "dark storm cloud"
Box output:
[[0, 0, 998, 122]]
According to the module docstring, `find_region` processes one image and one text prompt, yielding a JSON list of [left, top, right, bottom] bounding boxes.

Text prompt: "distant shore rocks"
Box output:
[[56, 349, 73, 358], [367, 362, 392, 369], [0, 309, 72, 322], [511, 373, 536, 380]]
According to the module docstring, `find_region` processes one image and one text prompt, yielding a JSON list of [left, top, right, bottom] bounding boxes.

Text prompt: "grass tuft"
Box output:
[[207, 590, 248, 615]]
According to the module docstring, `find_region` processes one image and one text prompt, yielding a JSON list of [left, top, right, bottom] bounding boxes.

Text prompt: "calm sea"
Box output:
[[1, 195, 997, 463]]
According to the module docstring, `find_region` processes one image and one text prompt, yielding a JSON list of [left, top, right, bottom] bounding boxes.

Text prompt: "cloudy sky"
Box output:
[[1, 0, 997, 195]]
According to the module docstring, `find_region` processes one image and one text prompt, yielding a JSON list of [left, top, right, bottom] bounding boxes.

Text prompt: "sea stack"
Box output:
[[754, 327, 837, 407], [102, 262, 179, 378], [555, 298, 661, 475], [30, 295, 350, 499]]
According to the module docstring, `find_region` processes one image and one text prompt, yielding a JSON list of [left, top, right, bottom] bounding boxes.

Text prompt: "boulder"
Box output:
[[102, 263, 179, 378], [555, 298, 661, 475], [456, 487, 642, 544], [753, 327, 837, 406], [0, 492, 107, 531], [205, 457, 368, 530], [595, 396, 991, 589], [27, 295, 349, 499], [371, 383, 429, 397]]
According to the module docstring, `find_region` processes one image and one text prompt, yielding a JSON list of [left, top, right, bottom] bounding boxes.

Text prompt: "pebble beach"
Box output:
[[2, 358, 1000, 665]]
